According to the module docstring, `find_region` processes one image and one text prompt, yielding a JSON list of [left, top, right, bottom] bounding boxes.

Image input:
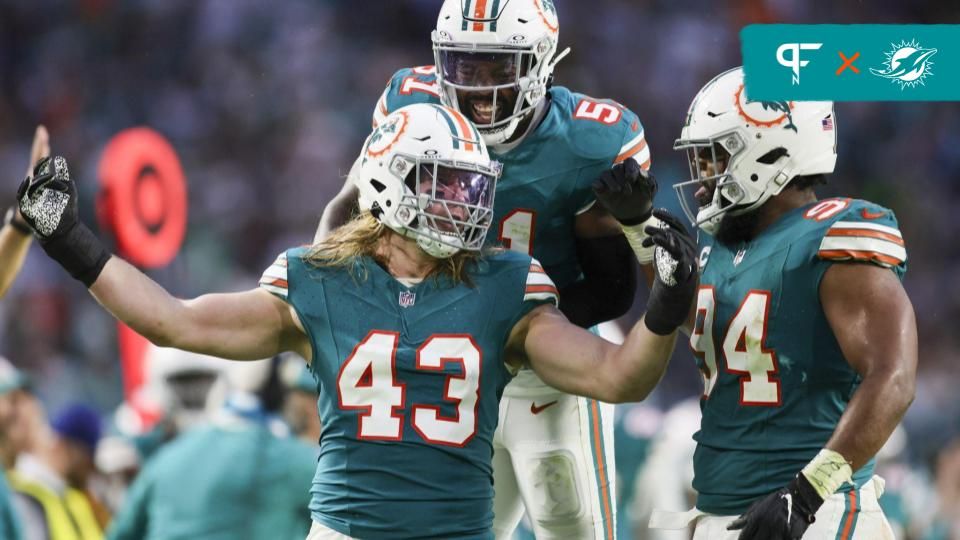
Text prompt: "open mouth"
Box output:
[[695, 179, 717, 207], [469, 99, 503, 125]]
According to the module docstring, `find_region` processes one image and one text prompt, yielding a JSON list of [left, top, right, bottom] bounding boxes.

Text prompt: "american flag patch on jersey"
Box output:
[[822, 115, 834, 131]]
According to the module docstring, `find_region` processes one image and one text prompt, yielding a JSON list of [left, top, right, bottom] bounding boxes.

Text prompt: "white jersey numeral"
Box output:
[[691, 289, 781, 406], [412, 335, 481, 447], [498, 209, 536, 255], [573, 99, 622, 125], [337, 331, 405, 440], [337, 331, 482, 444], [400, 76, 440, 97], [691, 287, 719, 398]]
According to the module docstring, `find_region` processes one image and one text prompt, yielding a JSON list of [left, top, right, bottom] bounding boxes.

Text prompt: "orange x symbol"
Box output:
[[836, 51, 860, 75]]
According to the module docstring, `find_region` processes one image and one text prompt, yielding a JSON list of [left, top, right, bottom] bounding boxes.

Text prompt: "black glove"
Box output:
[[17, 156, 110, 287], [592, 158, 657, 225], [643, 209, 697, 335], [727, 473, 825, 540]]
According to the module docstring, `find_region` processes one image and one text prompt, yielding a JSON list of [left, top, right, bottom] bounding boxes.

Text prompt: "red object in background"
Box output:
[[97, 127, 187, 268], [96, 128, 188, 423]]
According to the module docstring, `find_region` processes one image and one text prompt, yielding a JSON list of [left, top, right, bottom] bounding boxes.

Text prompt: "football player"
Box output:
[[0, 126, 49, 299], [602, 67, 917, 540], [17, 104, 696, 539], [316, 2, 656, 536]]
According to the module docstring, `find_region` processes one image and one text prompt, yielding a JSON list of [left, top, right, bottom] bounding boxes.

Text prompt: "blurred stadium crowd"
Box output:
[[0, 0, 957, 538]]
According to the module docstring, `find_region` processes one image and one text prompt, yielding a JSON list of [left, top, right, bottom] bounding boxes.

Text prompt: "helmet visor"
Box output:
[[437, 50, 530, 87]]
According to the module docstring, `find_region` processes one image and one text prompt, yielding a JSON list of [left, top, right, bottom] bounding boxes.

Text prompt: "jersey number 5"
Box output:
[[338, 331, 481, 447], [573, 98, 622, 125], [691, 287, 781, 406]]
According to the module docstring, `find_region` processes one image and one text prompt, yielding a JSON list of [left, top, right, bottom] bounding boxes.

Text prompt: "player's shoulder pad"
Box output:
[[550, 86, 649, 167], [377, 65, 442, 123], [803, 198, 906, 270], [258, 246, 313, 301], [481, 250, 559, 307]]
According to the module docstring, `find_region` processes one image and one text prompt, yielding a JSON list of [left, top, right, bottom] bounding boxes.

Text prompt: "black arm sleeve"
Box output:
[[557, 234, 638, 328]]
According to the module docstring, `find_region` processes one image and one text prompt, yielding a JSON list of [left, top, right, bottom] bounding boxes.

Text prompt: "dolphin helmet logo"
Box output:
[[734, 84, 798, 133], [870, 39, 937, 89]]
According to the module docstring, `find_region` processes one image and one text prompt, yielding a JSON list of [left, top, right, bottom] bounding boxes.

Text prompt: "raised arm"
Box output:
[[16, 155, 309, 362], [506, 214, 697, 403], [0, 126, 49, 298], [90, 257, 306, 360], [314, 157, 361, 242], [559, 201, 637, 328]]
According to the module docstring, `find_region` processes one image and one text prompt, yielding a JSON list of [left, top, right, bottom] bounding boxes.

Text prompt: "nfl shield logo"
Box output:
[[733, 247, 747, 267], [399, 290, 416, 308]]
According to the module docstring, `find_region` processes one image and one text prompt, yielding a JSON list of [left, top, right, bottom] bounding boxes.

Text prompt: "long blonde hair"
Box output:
[[304, 212, 481, 286]]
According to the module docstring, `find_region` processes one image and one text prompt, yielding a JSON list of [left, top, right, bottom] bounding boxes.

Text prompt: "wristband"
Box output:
[[621, 214, 663, 264], [3, 207, 32, 236], [801, 448, 853, 500], [39, 223, 111, 287]]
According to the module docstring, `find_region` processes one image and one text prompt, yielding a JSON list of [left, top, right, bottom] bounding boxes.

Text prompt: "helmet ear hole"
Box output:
[[756, 147, 790, 165]]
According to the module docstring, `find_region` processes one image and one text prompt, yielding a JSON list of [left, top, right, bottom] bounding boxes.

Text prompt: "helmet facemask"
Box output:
[[394, 155, 499, 259], [673, 131, 749, 235]]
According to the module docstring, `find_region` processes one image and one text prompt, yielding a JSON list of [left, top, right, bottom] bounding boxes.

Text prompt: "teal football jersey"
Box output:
[[689, 198, 907, 515], [259, 247, 558, 539], [375, 66, 649, 288]]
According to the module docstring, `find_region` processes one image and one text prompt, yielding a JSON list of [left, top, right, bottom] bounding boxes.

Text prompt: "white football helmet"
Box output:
[[355, 103, 501, 258], [674, 67, 838, 234], [141, 345, 225, 432], [432, 0, 569, 145]]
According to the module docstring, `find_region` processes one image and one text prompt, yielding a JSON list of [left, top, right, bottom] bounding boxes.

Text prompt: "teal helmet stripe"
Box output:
[[461, 0, 471, 31], [489, 0, 500, 31], [467, 116, 482, 142], [431, 105, 462, 149]]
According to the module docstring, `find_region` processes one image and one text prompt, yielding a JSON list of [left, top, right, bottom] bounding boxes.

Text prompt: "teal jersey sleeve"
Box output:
[[372, 66, 442, 127], [549, 87, 650, 213]]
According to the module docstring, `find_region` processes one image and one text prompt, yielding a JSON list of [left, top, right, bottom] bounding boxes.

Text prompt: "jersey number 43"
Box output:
[[337, 330, 481, 447], [691, 287, 782, 406]]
